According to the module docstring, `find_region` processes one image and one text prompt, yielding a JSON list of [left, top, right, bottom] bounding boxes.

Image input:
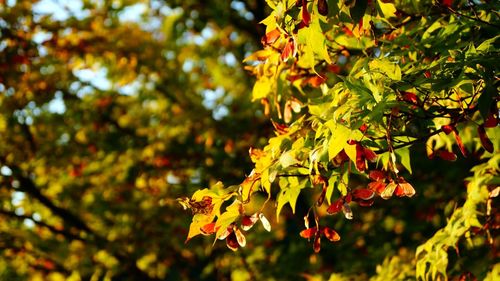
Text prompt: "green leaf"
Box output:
[[252, 77, 273, 101], [375, 0, 396, 18], [279, 151, 297, 168], [326, 122, 352, 160], [369, 59, 402, 81], [396, 147, 412, 174]]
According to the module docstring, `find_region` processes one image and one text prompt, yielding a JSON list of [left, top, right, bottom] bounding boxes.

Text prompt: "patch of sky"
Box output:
[[230, 0, 254, 21], [47, 91, 66, 114], [73, 68, 112, 91], [33, 0, 90, 21], [24, 219, 35, 228], [118, 79, 141, 96], [201, 87, 230, 120], [118, 3, 147, 22], [166, 172, 180, 185], [222, 52, 238, 67], [1, 166, 12, 176], [12, 191, 24, 206]]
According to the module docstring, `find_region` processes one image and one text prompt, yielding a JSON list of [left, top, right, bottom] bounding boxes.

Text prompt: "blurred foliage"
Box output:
[[0, 0, 498, 281]]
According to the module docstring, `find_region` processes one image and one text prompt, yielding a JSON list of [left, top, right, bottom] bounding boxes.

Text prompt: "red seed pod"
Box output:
[[369, 170, 386, 181], [323, 227, 340, 242], [363, 147, 377, 162], [300, 227, 317, 239], [241, 214, 258, 231], [358, 198, 375, 207], [226, 231, 239, 251], [478, 125, 494, 153], [313, 234, 321, 253], [436, 150, 457, 161], [368, 181, 386, 194], [327, 198, 343, 214], [352, 189, 375, 200], [302, 0, 311, 26]]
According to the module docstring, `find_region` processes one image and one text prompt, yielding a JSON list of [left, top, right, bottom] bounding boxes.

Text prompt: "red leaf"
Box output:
[[437, 150, 457, 161], [302, 0, 311, 26], [327, 199, 343, 214], [424, 71, 432, 78], [300, 227, 317, 239], [369, 170, 386, 181], [323, 227, 340, 242], [478, 125, 494, 153], [368, 181, 386, 194], [313, 234, 321, 253], [352, 189, 375, 200], [262, 28, 280, 45], [200, 222, 216, 235]]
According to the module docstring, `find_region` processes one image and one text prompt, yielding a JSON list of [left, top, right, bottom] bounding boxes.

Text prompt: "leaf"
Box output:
[[279, 150, 297, 168], [327, 123, 351, 160], [252, 77, 273, 101], [376, 0, 397, 18], [396, 147, 412, 174], [369, 59, 402, 81]]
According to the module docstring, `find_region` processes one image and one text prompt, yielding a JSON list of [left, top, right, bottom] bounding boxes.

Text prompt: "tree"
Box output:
[[183, 0, 499, 280]]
